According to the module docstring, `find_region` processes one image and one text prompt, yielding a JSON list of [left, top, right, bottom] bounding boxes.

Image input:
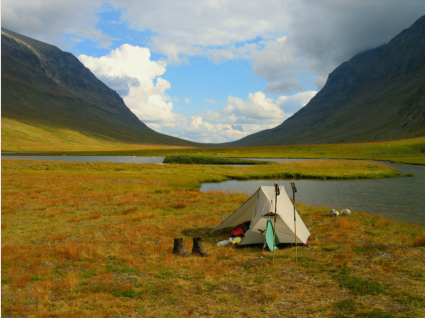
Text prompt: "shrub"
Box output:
[[412, 236, 425, 247]]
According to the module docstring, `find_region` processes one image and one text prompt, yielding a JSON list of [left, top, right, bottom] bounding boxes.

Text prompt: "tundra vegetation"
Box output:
[[162, 156, 270, 165], [2, 159, 424, 317], [6, 137, 425, 165]]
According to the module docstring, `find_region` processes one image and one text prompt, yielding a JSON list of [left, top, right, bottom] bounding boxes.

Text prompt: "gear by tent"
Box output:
[[210, 186, 311, 246]]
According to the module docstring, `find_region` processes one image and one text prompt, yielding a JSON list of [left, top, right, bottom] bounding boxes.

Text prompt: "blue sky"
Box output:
[[3, 0, 425, 143]]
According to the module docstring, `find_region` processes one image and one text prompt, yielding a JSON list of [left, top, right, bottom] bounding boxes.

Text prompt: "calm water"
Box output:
[[201, 160, 425, 225], [1, 155, 164, 164]]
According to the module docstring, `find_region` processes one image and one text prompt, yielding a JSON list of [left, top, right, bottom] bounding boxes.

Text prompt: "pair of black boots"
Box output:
[[172, 237, 208, 257]]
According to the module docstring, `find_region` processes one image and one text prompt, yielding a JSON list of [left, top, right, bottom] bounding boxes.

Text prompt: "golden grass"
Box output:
[[1, 117, 194, 152], [412, 236, 425, 247], [1, 159, 424, 317]]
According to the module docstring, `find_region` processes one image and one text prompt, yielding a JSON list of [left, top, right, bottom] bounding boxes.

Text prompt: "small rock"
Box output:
[[330, 209, 339, 216], [340, 209, 351, 216]]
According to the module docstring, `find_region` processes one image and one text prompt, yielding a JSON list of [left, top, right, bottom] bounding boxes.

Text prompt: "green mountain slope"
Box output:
[[226, 15, 425, 147], [1, 28, 198, 149]]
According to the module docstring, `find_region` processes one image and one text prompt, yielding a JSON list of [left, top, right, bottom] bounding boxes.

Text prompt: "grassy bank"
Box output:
[[2, 160, 424, 317], [8, 137, 425, 165], [163, 155, 271, 165]]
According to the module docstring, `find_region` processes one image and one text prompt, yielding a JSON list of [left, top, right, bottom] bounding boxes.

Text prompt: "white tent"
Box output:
[[211, 186, 311, 246]]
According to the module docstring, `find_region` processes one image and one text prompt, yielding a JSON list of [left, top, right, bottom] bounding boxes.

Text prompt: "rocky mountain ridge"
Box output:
[[225, 15, 425, 146], [1, 28, 198, 147]]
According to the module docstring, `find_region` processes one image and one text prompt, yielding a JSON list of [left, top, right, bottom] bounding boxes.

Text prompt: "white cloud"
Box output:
[[79, 44, 182, 123], [275, 91, 317, 114], [77, 45, 287, 143], [223, 91, 285, 121], [159, 90, 312, 143], [205, 99, 217, 104]]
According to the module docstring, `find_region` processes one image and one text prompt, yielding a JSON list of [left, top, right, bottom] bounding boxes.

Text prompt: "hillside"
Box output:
[[1, 28, 198, 150], [226, 15, 425, 147]]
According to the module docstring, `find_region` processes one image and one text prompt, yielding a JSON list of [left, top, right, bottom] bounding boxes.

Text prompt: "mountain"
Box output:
[[226, 16, 425, 147], [1, 28, 198, 149]]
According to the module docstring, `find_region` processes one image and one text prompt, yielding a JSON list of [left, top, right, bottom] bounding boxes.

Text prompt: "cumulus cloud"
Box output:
[[275, 91, 317, 115], [135, 89, 312, 143], [205, 99, 217, 104], [223, 92, 285, 121], [77, 45, 290, 143], [79, 44, 181, 123], [164, 90, 312, 143]]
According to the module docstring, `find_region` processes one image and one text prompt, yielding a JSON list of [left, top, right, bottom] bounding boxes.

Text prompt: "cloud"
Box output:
[[275, 91, 317, 114], [79, 44, 182, 123], [205, 99, 217, 104], [250, 1, 425, 93], [110, 0, 425, 93], [5, 0, 425, 142], [4, 1, 425, 95], [161, 90, 311, 143], [177, 90, 315, 142], [1, 0, 111, 47], [111, 0, 287, 48], [77, 45, 289, 142], [223, 91, 285, 121]]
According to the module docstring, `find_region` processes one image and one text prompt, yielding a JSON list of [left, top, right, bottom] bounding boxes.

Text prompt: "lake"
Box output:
[[201, 160, 425, 225]]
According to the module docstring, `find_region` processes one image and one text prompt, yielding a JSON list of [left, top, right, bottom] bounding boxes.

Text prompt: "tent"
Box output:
[[210, 186, 311, 246]]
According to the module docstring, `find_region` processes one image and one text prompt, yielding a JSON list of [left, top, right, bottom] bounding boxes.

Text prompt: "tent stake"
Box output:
[[273, 183, 280, 265], [291, 182, 298, 264]]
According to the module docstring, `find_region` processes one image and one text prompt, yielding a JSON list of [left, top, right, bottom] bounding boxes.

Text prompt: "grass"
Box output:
[[1, 159, 424, 317], [6, 136, 425, 165], [1, 117, 192, 152], [163, 155, 271, 165]]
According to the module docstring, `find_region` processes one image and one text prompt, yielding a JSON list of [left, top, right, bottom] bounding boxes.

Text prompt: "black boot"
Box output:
[[172, 238, 189, 257], [192, 237, 209, 257]]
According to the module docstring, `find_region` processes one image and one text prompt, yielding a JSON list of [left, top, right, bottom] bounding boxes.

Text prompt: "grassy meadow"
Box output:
[[1, 118, 188, 153], [7, 137, 425, 165], [2, 159, 424, 317]]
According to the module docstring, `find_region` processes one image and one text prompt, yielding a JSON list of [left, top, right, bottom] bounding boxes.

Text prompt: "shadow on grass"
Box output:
[[332, 299, 393, 317]]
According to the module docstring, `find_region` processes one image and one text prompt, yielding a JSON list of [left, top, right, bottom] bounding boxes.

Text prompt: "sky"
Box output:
[[2, 1, 425, 143]]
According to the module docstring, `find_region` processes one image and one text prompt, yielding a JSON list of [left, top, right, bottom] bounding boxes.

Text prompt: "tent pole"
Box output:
[[273, 183, 280, 265], [291, 182, 298, 264]]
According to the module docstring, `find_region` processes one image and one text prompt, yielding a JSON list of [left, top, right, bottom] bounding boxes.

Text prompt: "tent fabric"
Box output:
[[210, 186, 311, 246], [212, 190, 259, 232], [265, 218, 279, 251]]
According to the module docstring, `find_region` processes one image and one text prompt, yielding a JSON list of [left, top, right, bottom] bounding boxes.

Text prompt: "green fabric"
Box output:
[[266, 218, 279, 251]]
